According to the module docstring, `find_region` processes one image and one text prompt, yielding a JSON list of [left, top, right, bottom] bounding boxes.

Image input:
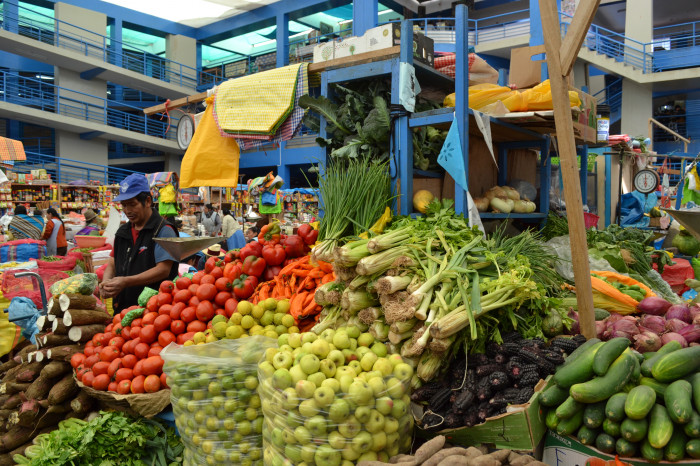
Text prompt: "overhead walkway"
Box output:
[[0, 71, 181, 153], [15, 151, 142, 185]]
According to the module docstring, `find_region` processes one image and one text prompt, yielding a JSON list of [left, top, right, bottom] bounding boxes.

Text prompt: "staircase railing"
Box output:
[[15, 151, 143, 185], [649, 117, 690, 152]]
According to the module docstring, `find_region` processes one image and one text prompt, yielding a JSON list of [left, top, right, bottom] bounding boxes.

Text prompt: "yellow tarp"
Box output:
[[0, 293, 23, 357], [180, 96, 240, 188]]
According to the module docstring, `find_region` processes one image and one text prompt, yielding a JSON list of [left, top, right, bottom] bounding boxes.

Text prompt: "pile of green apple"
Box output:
[[162, 336, 276, 466], [258, 327, 414, 466]]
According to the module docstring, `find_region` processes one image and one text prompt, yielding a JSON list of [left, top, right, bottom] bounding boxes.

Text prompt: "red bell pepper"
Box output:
[[258, 223, 281, 245], [223, 262, 242, 281], [282, 235, 305, 258], [224, 251, 239, 263], [262, 265, 282, 281], [242, 255, 266, 278], [239, 242, 262, 261], [297, 224, 318, 245], [262, 243, 286, 266], [233, 274, 258, 300], [204, 256, 223, 273]]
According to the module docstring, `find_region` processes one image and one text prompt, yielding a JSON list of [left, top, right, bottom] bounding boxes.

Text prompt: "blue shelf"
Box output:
[[479, 212, 548, 219], [414, 169, 443, 178], [409, 108, 454, 128]]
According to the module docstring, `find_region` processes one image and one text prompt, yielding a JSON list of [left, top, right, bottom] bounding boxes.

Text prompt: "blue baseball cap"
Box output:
[[115, 174, 151, 202]]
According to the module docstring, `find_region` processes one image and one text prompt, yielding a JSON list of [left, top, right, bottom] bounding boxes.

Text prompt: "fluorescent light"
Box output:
[[291, 29, 313, 39], [35, 75, 53, 80], [102, 0, 230, 23], [252, 39, 276, 48]]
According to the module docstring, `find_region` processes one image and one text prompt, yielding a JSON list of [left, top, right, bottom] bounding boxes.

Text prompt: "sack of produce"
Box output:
[[258, 327, 414, 465], [161, 336, 275, 466], [49, 273, 98, 296]]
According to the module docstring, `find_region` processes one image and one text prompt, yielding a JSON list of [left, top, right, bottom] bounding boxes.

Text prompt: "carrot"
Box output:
[[284, 285, 292, 299], [259, 284, 270, 301], [317, 261, 333, 273], [304, 280, 316, 290], [279, 256, 310, 275], [297, 276, 311, 293], [290, 275, 297, 289], [302, 292, 315, 307], [301, 299, 317, 317], [308, 268, 325, 279], [293, 269, 309, 278], [289, 292, 307, 318], [321, 273, 334, 284]]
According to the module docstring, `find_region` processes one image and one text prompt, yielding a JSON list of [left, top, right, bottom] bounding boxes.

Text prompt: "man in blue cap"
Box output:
[[99, 174, 179, 311]]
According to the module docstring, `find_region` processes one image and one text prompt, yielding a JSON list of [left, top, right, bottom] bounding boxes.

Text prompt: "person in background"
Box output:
[[179, 254, 201, 275], [244, 226, 259, 243], [8, 205, 44, 241], [41, 208, 67, 256], [201, 204, 221, 237], [100, 174, 179, 312], [75, 209, 101, 236], [220, 208, 245, 249]]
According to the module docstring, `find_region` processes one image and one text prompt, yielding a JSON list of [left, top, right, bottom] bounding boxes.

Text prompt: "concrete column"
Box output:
[[353, 0, 378, 37], [165, 34, 197, 87], [163, 153, 181, 174], [276, 14, 289, 68], [108, 17, 123, 68], [620, 79, 652, 136], [624, 0, 653, 71], [3, 1, 18, 34]]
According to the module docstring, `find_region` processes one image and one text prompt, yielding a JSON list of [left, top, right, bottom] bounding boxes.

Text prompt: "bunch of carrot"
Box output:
[[248, 256, 335, 330]]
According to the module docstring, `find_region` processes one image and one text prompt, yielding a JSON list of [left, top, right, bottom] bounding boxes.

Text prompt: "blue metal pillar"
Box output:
[[3, 1, 18, 34], [109, 18, 123, 68], [277, 146, 292, 188], [196, 42, 203, 74], [676, 159, 686, 210], [353, 0, 378, 36], [393, 20, 413, 215], [454, 4, 469, 215], [276, 14, 290, 68]]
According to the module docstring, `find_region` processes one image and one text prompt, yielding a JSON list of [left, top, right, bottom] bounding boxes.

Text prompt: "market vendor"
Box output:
[[75, 209, 101, 236], [7, 205, 44, 240], [201, 204, 221, 237], [100, 174, 179, 311], [41, 208, 67, 256]]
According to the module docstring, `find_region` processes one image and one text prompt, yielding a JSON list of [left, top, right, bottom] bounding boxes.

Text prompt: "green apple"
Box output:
[[322, 377, 340, 393], [387, 354, 404, 366], [302, 332, 317, 344], [384, 417, 399, 434], [272, 369, 292, 389], [270, 427, 284, 448], [378, 451, 390, 462], [335, 366, 355, 379], [301, 342, 314, 354], [307, 371, 326, 388], [386, 431, 399, 449], [299, 354, 321, 375], [365, 409, 385, 433], [341, 348, 356, 363], [341, 461, 354, 466], [328, 398, 350, 422], [375, 396, 394, 416], [305, 414, 327, 437], [281, 387, 299, 410], [288, 333, 302, 348], [315, 444, 342, 466], [360, 352, 378, 372], [348, 360, 362, 376], [333, 331, 351, 350], [265, 347, 278, 363], [357, 332, 374, 347], [282, 428, 297, 444], [294, 425, 312, 445], [393, 363, 414, 382], [320, 328, 335, 343], [279, 344, 294, 353], [348, 380, 374, 406], [292, 348, 303, 361], [327, 349, 345, 367], [328, 430, 346, 449], [367, 376, 386, 397], [300, 443, 317, 463], [286, 410, 303, 429], [313, 386, 335, 407], [295, 379, 317, 399], [290, 364, 307, 384], [351, 431, 373, 453], [372, 358, 393, 377], [349, 338, 358, 350], [299, 399, 319, 417], [272, 351, 293, 370], [338, 374, 354, 393], [386, 377, 405, 398], [371, 431, 387, 452], [391, 399, 408, 419], [341, 444, 361, 461], [319, 359, 337, 378], [354, 405, 371, 423], [371, 341, 388, 357], [311, 338, 331, 358], [338, 415, 361, 438], [356, 346, 371, 360], [345, 326, 361, 339], [258, 361, 275, 378], [277, 334, 289, 347], [399, 414, 413, 434]]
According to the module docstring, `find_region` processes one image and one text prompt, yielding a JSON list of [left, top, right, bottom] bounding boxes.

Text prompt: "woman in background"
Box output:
[[76, 209, 101, 236], [41, 208, 67, 256], [8, 205, 44, 240]]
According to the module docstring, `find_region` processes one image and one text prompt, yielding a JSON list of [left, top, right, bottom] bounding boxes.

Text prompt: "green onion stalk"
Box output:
[[358, 307, 382, 325], [376, 275, 413, 295], [334, 239, 371, 268], [367, 227, 414, 253], [340, 289, 378, 314], [311, 306, 342, 333], [369, 321, 390, 341], [356, 246, 411, 276], [345, 315, 369, 333], [417, 351, 443, 382]]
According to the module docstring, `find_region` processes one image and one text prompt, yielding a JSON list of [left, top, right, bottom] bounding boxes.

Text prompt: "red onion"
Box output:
[[605, 317, 639, 340], [661, 332, 688, 347], [665, 318, 688, 333], [633, 331, 662, 352], [639, 315, 666, 334], [595, 321, 606, 339], [637, 296, 672, 316], [690, 304, 700, 320], [678, 325, 700, 344], [666, 304, 692, 323], [568, 309, 579, 335]]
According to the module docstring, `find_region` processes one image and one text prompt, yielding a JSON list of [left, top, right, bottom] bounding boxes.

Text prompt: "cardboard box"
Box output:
[[312, 42, 336, 62], [364, 23, 434, 66], [510, 46, 546, 89], [334, 36, 364, 59], [573, 87, 597, 130], [413, 176, 443, 201], [415, 379, 548, 452], [543, 430, 700, 465]]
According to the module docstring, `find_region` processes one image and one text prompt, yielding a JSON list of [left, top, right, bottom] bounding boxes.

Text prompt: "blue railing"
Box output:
[[0, 71, 174, 140], [0, 0, 219, 89], [14, 151, 143, 185]]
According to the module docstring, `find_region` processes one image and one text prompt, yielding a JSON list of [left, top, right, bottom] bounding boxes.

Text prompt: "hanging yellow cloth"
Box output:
[[180, 96, 240, 188]]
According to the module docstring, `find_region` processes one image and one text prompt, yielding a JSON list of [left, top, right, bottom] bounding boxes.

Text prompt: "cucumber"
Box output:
[[539, 384, 570, 407], [562, 338, 601, 366], [595, 433, 616, 454], [665, 428, 688, 462], [687, 438, 700, 459], [606, 393, 628, 421], [554, 341, 604, 387], [642, 340, 682, 377], [556, 409, 584, 436], [652, 345, 700, 382], [625, 385, 656, 420], [576, 425, 598, 446], [649, 404, 674, 449], [555, 396, 584, 420], [641, 438, 664, 463], [593, 337, 630, 376], [603, 418, 622, 437], [621, 417, 648, 443], [685, 410, 700, 438], [545, 410, 560, 430], [640, 377, 669, 399], [583, 402, 606, 429], [644, 351, 658, 360], [633, 351, 645, 364], [632, 355, 641, 383], [570, 352, 636, 403], [665, 380, 694, 424], [688, 372, 700, 412], [615, 437, 637, 457], [594, 308, 610, 320]]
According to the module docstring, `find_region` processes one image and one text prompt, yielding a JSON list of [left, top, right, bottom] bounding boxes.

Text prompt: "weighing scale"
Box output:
[[153, 236, 221, 261], [634, 169, 660, 195]]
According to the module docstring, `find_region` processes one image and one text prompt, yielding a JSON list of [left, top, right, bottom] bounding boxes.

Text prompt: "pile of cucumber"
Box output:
[[541, 337, 700, 462]]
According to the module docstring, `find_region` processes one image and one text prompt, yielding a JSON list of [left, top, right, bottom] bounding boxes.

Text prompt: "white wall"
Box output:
[[56, 132, 108, 166]]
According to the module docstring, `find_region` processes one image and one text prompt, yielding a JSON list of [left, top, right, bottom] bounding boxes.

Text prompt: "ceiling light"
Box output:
[[34, 75, 53, 80], [252, 39, 276, 48]]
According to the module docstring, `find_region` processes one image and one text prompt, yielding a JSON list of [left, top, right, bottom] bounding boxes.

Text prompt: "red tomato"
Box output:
[[187, 320, 207, 333], [214, 277, 231, 292], [141, 312, 158, 326], [153, 315, 172, 333], [70, 353, 86, 369], [75, 366, 88, 381], [148, 346, 162, 357], [214, 291, 232, 307], [160, 372, 169, 389], [176, 277, 191, 290], [100, 332, 114, 348], [117, 380, 131, 394], [92, 361, 110, 376], [177, 332, 195, 345], [224, 298, 238, 318], [112, 323, 123, 336], [134, 343, 150, 360], [140, 325, 157, 344], [157, 293, 172, 307], [210, 267, 223, 280], [146, 295, 159, 312], [160, 281, 175, 293], [158, 331, 176, 347], [180, 307, 196, 323], [207, 321, 213, 330], [214, 309, 225, 317], [113, 315, 122, 326], [120, 327, 131, 340], [107, 358, 122, 377], [196, 301, 215, 322], [82, 371, 95, 387], [158, 304, 173, 316], [169, 302, 185, 320], [200, 274, 216, 285], [173, 289, 192, 304], [192, 271, 205, 284], [188, 284, 199, 295], [131, 318, 143, 328], [131, 375, 145, 394], [108, 336, 125, 349], [196, 283, 217, 301], [105, 323, 113, 333], [115, 368, 133, 382], [129, 327, 142, 340], [133, 360, 144, 377], [120, 308, 130, 319], [84, 354, 100, 368], [85, 341, 94, 348], [99, 346, 120, 363], [170, 320, 186, 335], [92, 333, 104, 347], [121, 354, 137, 369], [188, 296, 200, 308], [92, 374, 110, 391], [108, 381, 118, 392], [144, 374, 161, 393], [142, 356, 164, 376], [83, 347, 94, 357]]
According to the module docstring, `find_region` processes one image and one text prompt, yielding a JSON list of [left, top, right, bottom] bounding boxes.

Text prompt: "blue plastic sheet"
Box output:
[[227, 230, 246, 250], [620, 191, 657, 228], [8, 297, 39, 344], [438, 117, 468, 192]]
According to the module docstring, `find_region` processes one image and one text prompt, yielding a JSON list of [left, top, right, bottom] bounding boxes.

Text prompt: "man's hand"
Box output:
[[100, 276, 129, 298]]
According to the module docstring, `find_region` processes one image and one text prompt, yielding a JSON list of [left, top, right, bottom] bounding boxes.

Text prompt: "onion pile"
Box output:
[[473, 185, 536, 213]]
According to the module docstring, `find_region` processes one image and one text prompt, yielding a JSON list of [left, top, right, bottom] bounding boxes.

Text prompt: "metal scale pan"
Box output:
[[153, 236, 221, 261], [662, 208, 700, 242]]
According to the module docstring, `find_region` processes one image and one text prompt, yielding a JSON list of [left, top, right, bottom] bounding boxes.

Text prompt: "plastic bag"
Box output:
[[33, 254, 78, 272], [49, 273, 98, 296], [161, 336, 275, 466], [521, 79, 581, 111], [138, 287, 158, 307], [159, 184, 177, 204], [544, 236, 618, 282], [258, 328, 414, 465], [0, 239, 45, 263], [2, 269, 69, 308]]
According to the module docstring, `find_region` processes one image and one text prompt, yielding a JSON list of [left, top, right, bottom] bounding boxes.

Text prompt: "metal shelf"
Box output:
[[479, 212, 548, 220]]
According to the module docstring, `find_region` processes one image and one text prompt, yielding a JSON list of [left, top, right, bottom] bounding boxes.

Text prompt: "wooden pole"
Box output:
[[539, 0, 599, 339]]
